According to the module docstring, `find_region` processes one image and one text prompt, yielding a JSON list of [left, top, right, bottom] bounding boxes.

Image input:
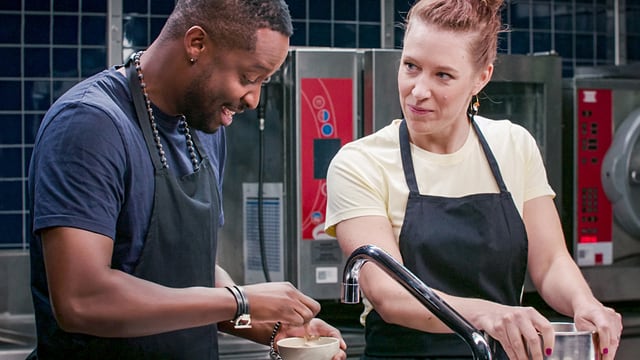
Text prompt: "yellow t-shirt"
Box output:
[[325, 117, 555, 238]]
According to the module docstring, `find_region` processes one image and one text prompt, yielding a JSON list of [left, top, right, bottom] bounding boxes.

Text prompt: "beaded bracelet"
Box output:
[[269, 321, 283, 360]]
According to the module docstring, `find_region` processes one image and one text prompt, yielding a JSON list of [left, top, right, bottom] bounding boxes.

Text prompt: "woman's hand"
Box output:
[[275, 318, 347, 360], [471, 301, 555, 360], [573, 302, 622, 360]]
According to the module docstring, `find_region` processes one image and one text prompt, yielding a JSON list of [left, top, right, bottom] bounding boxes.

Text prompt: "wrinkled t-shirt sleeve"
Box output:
[[324, 145, 388, 237], [31, 103, 126, 239]]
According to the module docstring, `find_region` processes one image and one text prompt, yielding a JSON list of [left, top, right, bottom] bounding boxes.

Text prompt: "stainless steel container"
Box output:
[[547, 322, 599, 360]]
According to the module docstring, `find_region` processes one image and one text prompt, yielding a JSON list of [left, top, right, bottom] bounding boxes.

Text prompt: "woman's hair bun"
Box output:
[[480, 0, 504, 13]]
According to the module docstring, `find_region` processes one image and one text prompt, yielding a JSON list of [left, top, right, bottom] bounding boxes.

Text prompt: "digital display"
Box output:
[[313, 138, 341, 179]]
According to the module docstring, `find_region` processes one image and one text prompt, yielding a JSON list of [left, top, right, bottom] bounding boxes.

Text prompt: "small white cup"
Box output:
[[276, 336, 340, 360]]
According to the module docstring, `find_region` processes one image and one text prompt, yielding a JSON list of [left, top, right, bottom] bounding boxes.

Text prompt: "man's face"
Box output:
[[181, 28, 290, 133]]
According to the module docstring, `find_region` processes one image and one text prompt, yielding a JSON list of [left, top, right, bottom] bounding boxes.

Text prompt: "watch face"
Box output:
[[233, 313, 252, 329]]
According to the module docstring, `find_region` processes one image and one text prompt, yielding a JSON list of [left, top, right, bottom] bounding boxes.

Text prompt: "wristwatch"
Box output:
[[226, 285, 252, 329]]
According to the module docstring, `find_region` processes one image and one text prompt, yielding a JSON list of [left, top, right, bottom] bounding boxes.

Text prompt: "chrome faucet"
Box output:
[[342, 244, 493, 360]]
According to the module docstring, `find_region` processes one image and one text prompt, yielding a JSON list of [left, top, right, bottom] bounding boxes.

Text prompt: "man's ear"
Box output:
[[184, 25, 207, 62]]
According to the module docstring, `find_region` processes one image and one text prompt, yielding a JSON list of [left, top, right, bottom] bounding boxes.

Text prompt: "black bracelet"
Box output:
[[225, 286, 241, 318], [225, 285, 252, 329], [234, 285, 250, 316], [269, 321, 283, 360]]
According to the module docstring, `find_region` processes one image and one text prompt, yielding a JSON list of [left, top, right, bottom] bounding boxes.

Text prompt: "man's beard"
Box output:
[[180, 79, 220, 134]]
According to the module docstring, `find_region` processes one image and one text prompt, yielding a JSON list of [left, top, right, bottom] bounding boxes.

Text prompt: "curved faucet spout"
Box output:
[[341, 245, 493, 360]]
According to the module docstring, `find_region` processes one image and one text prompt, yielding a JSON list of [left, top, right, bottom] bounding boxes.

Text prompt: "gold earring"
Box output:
[[470, 95, 480, 116]]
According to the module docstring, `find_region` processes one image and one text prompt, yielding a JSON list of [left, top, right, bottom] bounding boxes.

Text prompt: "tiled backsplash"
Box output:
[[1, 0, 639, 250], [0, 0, 109, 250], [0, 0, 384, 249]]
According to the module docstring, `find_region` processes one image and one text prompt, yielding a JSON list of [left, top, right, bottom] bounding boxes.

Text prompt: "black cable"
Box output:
[[257, 83, 271, 282]]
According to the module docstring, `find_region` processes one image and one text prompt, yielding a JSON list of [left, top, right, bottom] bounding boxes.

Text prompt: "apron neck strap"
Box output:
[[398, 117, 509, 194], [125, 57, 166, 171]]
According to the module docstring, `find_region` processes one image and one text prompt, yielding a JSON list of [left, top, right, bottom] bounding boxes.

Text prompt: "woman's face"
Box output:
[[398, 20, 492, 140]]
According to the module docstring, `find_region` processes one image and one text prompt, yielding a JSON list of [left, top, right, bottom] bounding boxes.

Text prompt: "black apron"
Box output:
[[363, 119, 528, 360], [28, 62, 221, 360], [119, 60, 221, 359]]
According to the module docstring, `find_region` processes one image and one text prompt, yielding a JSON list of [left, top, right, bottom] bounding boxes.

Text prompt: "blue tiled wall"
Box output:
[[395, 0, 636, 78], [0, 0, 638, 249], [0, 0, 109, 249]]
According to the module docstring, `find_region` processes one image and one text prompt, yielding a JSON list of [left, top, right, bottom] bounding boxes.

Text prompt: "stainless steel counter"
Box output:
[[0, 349, 32, 360], [218, 332, 269, 359], [0, 314, 35, 360]]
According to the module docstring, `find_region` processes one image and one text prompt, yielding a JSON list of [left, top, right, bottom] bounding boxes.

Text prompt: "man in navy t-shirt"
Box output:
[[27, 1, 347, 359]]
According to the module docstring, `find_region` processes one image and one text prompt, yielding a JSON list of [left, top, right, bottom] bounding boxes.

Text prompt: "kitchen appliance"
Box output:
[[218, 48, 404, 300], [480, 54, 564, 220], [563, 63, 640, 360], [564, 64, 640, 295]]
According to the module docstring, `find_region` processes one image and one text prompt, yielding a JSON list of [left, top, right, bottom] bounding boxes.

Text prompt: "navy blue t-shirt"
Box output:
[[28, 67, 226, 340]]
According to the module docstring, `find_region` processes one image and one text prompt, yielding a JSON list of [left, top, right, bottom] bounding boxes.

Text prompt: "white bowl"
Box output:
[[276, 336, 340, 360]]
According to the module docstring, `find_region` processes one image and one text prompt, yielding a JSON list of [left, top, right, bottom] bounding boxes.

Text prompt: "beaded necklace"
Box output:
[[132, 51, 199, 171]]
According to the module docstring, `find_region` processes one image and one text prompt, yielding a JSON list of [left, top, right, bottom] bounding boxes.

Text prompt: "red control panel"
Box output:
[[575, 88, 613, 265], [300, 78, 354, 240]]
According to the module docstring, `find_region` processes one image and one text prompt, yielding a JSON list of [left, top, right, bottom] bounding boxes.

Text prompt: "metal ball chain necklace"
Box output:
[[132, 51, 200, 171]]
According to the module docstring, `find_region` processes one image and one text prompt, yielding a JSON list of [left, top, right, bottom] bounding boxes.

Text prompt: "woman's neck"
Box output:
[[410, 118, 472, 154]]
